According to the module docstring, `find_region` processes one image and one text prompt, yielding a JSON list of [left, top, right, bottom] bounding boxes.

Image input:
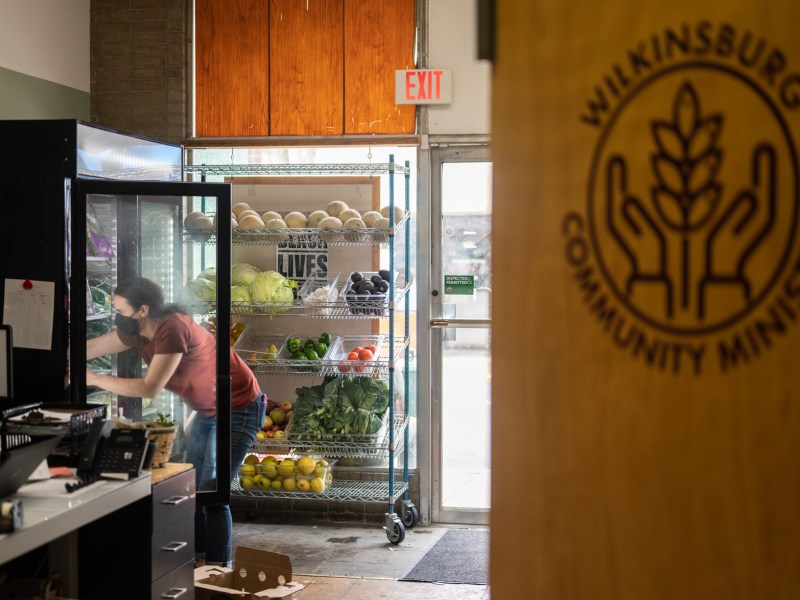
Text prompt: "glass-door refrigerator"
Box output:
[[0, 120, 232, 504]]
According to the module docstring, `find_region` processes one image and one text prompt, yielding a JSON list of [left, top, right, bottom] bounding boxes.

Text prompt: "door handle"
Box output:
[[430, 319, 491, 328]]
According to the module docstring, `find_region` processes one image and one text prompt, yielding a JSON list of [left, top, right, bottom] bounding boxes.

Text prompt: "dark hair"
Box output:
[[113, 277, 186, 317]]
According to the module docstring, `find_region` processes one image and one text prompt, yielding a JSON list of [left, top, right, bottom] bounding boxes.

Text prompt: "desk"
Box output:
[[0, 473, 151, 565]]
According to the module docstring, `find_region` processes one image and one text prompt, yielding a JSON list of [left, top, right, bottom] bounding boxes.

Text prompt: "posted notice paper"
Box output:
[[3, 279, 55, 350]]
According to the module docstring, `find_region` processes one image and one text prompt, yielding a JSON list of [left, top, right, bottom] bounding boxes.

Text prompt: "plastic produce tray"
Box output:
[[233, 324, 290, 364]]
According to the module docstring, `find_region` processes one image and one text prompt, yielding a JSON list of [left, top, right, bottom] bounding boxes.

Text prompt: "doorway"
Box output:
[[430, 145, 492, 525]]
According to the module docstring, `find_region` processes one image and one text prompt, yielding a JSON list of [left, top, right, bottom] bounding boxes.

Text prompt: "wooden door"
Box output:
[[491, 2, 800, 598]]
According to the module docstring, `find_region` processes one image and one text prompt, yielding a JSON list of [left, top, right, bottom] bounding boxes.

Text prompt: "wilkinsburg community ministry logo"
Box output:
[[562, 21, 800, 374]]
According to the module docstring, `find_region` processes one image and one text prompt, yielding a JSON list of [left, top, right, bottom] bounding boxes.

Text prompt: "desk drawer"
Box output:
[[151, 514, 194, 581], [151, 559, 194, 600], [153, 468, 195, 527]]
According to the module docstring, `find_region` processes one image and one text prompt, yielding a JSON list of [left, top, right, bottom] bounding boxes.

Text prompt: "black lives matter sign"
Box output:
[[277, 238, 328, 285]]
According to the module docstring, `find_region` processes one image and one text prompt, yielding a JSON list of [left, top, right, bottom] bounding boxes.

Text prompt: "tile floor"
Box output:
[[232, 521, 491, 599]]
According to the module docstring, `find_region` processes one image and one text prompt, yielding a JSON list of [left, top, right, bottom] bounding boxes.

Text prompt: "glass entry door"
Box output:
[[430, 146, 492, 524]]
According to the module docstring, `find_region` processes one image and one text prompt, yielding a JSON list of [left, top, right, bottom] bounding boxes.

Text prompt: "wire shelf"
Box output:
[[184, 162, 410, 177], [231, 478, 408, 502], [247, 415, 407, 459], [230, 213, 409, 246], [242, 337, 407, 375]]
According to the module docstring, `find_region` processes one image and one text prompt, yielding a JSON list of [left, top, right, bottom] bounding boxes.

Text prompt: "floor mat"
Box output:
[[401, 528, 489, 585]]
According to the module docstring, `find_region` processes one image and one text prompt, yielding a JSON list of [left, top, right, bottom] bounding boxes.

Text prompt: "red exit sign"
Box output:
[[395, 69, 452, 104]]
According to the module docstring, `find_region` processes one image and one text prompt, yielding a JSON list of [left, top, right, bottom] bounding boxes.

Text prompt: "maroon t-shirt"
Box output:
[[118, 312, 259, 416]]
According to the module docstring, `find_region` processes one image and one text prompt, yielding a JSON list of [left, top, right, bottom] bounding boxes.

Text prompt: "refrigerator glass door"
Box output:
[[71, 179, 231, 504]]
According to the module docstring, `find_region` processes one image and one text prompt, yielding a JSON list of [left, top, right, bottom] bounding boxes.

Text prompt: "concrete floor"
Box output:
[[232, 521, 490, 599]]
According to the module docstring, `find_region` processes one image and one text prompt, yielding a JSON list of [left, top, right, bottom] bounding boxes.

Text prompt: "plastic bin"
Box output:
[[233, 324, 290, 362], [298, 272, 341, 315], [340, 271, 405, 315], [328, 335, 385, 373]]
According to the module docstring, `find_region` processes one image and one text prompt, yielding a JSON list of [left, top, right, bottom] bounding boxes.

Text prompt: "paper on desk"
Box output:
[[2, 279, 55, 350]]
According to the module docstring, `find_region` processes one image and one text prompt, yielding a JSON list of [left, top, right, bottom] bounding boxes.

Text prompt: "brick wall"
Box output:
[[90, 0, 189, 144]]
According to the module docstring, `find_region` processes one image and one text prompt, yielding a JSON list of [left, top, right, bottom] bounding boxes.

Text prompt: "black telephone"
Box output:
[[76, 419, 149, 481]]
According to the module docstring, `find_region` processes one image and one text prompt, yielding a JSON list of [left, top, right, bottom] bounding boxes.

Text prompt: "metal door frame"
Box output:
[[429, 143, 491, 525]]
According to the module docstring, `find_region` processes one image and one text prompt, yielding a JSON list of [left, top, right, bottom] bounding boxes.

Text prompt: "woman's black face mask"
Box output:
[[115, 313, 140, 336]]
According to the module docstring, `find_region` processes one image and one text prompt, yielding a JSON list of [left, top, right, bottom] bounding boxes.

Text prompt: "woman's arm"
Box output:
[[86, 352, 183, 399], [87, 330, 130, 360]]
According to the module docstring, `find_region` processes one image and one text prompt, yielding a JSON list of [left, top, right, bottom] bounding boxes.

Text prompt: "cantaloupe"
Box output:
[[307, 210, 329, 228], [317, 216, 343, 229], [380, 205, 405, 224], [361, 210, 382, 227], [232, 202, 251, 219], [184, 211, 208, 228], [326, 200, 349, 218], [261, 211, 282, 223], [264, 218, 289, 240], [237, 209, 261, 221], [343, 217, 366, 229], [337, 208, 361, 223], [239, 214, 265, 229], [284, 211, 308, 228]]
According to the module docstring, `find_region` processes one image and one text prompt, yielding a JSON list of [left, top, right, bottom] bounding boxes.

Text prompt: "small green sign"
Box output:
[[444, 275, 475, 295]]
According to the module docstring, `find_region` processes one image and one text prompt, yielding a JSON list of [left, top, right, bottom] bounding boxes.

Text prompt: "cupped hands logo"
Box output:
[[589, 67, 796, 336]]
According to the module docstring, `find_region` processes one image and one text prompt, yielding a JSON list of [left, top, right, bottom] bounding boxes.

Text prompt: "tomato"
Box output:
[[337, 361, 351, 373], [364, 343, 377, 354], [358, 348, 374, 361], [347, 351, 360, 361], [354, 363, 367, 373], [352, 346, 364, 354]]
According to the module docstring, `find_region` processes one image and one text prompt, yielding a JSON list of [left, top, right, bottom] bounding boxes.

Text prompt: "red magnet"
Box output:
[[22, 280, 32, 290]]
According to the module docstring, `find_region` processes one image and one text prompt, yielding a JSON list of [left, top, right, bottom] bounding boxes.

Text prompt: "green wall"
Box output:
[[0, 66, 89, 120]]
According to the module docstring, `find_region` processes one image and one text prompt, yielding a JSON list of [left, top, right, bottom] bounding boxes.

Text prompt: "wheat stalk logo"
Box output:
[[605, 80, 776, 321]]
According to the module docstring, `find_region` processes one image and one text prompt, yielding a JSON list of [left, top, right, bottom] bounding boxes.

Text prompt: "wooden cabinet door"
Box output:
[[344, 0, 416, 134], [269, 0, 344, 136], [195, 0, 270, 137]]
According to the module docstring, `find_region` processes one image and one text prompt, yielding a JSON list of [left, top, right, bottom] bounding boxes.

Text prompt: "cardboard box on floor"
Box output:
[[194, 547, 304, 599]]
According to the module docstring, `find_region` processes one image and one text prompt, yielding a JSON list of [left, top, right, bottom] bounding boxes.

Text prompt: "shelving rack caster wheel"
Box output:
[[401, 501, 419, 529], [385, 513, 406, 544]]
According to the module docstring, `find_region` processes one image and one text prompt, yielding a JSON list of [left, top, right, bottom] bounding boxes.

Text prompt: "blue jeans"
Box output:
[[186, 392, 265, 565]]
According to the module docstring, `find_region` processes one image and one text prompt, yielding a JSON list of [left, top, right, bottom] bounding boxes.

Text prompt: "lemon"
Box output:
[[310, 477, 326, 493], [261, 456, 278, 465], [239, 464, 256, 477], [240, 475, 255, 490], [296, 479, 311, 492], [297, 456, 316, 475], [282, 477, 297, 491], [253, 474, 264, 485], [256, 431, 267, 439], [313, 464, 328, 478], [261, 463, 278, 479], [244, 454, 260, 465], [277, 459, 296, 478], [258, 477, 271, 490], [270, 479, 283, 490]]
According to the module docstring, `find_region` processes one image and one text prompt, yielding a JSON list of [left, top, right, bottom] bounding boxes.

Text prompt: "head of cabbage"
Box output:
[[231, 284, 251, 303], [232, 262, 260, 286], [185, 267, 216, 302], [249, 271, 297, 311]]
